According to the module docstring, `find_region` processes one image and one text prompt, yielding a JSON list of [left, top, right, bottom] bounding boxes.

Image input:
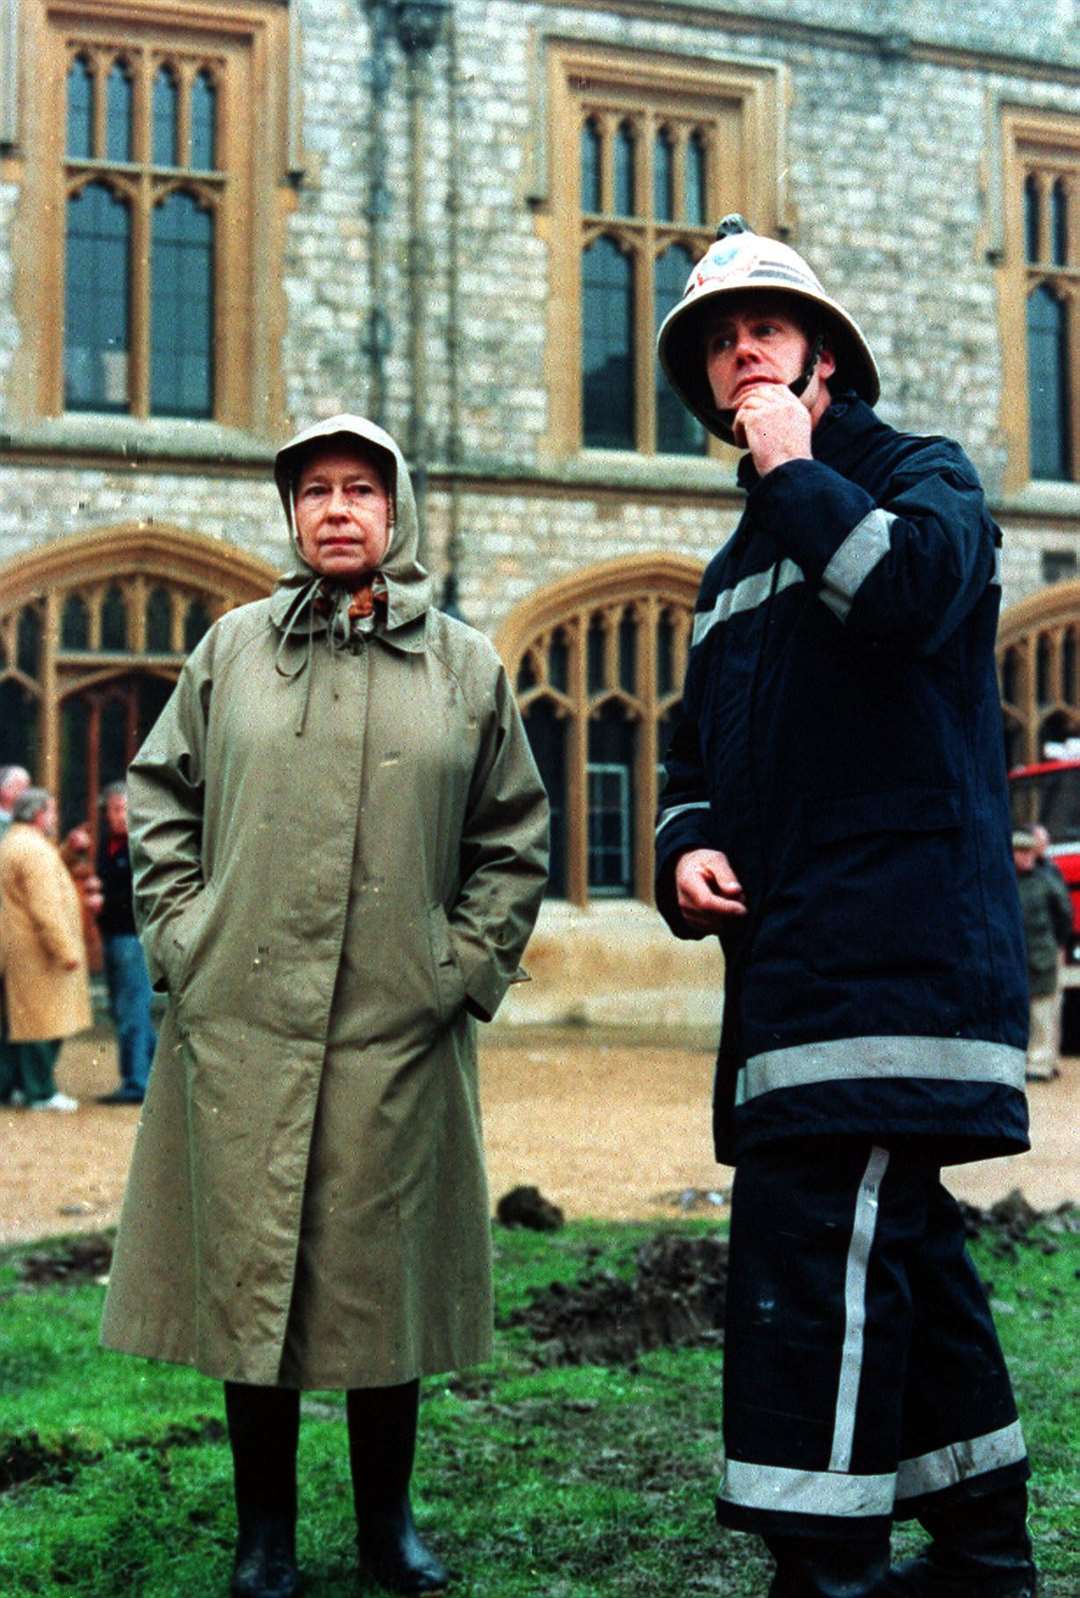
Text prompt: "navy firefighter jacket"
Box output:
[[655, 393, 1030, 1167]]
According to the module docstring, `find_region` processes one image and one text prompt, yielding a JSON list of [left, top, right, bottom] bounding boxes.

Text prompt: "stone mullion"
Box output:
[[672, 126, 688, 225], [1035, 169, 1053, 266], [92, 50, 108, 161], [130, 170, 152, 416], [637, 598, 659, 901], [41, 592, 61, 795], [177, 60, 195, 170], [129, 576, 147, 653], [169, 592, 184, 654], [131, 46, 150, 167], [567, 611, 589, 906], [599, 112, 615, 216]]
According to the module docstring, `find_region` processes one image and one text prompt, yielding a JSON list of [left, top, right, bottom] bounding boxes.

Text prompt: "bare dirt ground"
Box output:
[[1, 1023, 1076, 1244]]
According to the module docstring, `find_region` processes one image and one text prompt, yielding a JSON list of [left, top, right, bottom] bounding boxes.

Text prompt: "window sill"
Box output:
[[0, 414, 275, 467], [995, 481, 1080, 519], [432, 450, 744, 498]]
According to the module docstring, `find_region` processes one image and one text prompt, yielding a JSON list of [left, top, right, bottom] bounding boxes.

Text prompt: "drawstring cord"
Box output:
[[273, 577, 354, 736]]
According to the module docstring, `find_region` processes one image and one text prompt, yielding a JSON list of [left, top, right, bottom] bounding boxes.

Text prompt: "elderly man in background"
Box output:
[[0, 787, 91, 1111], [0, 764, 30, 837], [95, 781, 157, 1105], [1013, 827, 1072, 1082]]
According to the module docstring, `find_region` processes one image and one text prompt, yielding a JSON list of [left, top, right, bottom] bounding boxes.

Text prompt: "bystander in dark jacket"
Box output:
[[95, 781, 156, 1104]]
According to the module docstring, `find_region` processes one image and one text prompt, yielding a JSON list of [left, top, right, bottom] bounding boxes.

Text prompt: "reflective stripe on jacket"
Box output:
[[655, 394, 1029, 1166]]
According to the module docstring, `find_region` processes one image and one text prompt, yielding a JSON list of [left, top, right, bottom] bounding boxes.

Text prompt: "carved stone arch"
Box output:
[[497, 553, 704, 905], [0, 524, 275, 831], [998, 581, 1080, 766]]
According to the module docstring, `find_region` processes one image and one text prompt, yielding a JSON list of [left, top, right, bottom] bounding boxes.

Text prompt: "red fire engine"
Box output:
[[1008, 747, 1080, 1036]]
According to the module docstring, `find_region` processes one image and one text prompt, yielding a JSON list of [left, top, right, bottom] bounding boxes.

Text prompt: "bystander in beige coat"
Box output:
[[0, 809, 92, 1042]]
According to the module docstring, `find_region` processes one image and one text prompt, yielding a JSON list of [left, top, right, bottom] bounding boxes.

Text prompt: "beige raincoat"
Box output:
[[0, 823, 92, 1041], [101, 417, 548, 1388]]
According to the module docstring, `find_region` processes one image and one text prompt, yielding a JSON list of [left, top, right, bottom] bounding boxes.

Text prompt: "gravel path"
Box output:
[[1, 1024, 1075, 1244]]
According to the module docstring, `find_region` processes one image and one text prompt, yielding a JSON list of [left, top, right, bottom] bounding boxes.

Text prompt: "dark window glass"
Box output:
[[184, 598, 212, 650], [657, 609, 675, 696], [618, 608, 637, 693], [1001, 647, 1020, 706], [582, 236, 634, 449], [105, 59, 133, 162], [67, 56, 94, 159], [17, 605, 41, 677], [686, 132, 706, 225], [1024, 175, 1040, 264], [60, 695, 91, 836], [1065, 628, 1077, 702], [1037, 634, 1051, 705], [0, 679, 39, 771], [153, 66, 179, 166], [1052, 179, 1069, 268], [587, 614, 606, 693], [516, 651, 537, 692], [657, 705, 676, 766], [549, 628, 569, 693], [191, 71, 217, 170], [581, 117, 601, 212], [101, 586, 128, 650], [614, 121, 635, 216], [1042, 550, 1078, 586], [151, 192, 214, 418], [523, 698, 567, 897], [655, 244, 707, 454], [587, 703, 636, 895], [61, 594, 90, 649], [100, 692, 129, 784], [654, 130, 674, 221], [64, 183, 131, 413], [1027, 285, 1071, 480], [146, 587, 173, 651], [137, 673, 176, 743]]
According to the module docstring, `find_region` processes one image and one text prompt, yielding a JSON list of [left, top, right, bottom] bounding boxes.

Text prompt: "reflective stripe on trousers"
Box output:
[[716, 1138, 1029, 1535]]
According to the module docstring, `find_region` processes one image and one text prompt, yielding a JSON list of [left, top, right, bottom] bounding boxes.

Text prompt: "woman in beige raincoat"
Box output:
[[101, 417, 548, 1598], [0, 787, 91, 1110]]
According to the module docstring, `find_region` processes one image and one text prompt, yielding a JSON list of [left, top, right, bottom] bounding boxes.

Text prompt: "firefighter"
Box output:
[[654, 218, 1035, 1597]]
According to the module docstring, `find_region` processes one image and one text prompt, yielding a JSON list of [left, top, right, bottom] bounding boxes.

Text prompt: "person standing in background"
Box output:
[[96, 781, 157, 1105], [1014, 827, 1072, 1082], [0, 787, 91, 1111]]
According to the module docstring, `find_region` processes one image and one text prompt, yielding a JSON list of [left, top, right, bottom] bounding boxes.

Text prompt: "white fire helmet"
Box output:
[[656, 217, 880, 443]]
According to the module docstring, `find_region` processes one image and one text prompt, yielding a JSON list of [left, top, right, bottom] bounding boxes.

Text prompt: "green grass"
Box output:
[[0, 1219, 1075, 1596]]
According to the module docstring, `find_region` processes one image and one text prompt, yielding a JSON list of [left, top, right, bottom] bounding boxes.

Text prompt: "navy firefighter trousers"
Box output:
[[716, 1139, 1029, 1541]]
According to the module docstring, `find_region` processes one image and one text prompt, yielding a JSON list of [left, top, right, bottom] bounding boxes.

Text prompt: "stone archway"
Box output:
[[496, 553, 704, 905], [998, 580, 1080, 767], [0, 523, 275, 832]]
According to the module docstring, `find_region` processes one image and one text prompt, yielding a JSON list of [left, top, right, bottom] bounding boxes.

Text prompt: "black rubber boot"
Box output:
[[884, 1486, 1037, 1596], [348, 1381, 450, 1595], [766, 1534, 891, 1597], [225, 1381, 302, 1598]]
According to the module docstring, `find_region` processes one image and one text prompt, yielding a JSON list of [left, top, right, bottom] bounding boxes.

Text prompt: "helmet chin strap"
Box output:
[[788, 330, 824, 398]]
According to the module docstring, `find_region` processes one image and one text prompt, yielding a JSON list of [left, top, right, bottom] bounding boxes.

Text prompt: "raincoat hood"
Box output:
[[270, 413, 434, 640]]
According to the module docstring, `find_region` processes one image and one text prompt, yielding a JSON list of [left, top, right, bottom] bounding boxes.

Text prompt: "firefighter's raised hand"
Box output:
[[732, 382, 813, 475], [674, 848, 747, 931]]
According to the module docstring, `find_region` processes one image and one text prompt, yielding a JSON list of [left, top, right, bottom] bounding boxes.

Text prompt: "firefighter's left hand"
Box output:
[[733, 383, 813, 475]]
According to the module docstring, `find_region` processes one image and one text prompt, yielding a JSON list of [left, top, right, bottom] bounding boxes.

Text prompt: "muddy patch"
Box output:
[[12, 1232, 115, 1287], [0, 1418, 227, 1494], [959, 1191, 1078, 1256], [503, 1232, 729, 1366]]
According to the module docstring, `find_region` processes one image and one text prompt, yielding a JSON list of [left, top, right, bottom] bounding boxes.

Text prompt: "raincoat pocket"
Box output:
[[428, 904, 467, 1024], [168, 881, 219, 997]]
